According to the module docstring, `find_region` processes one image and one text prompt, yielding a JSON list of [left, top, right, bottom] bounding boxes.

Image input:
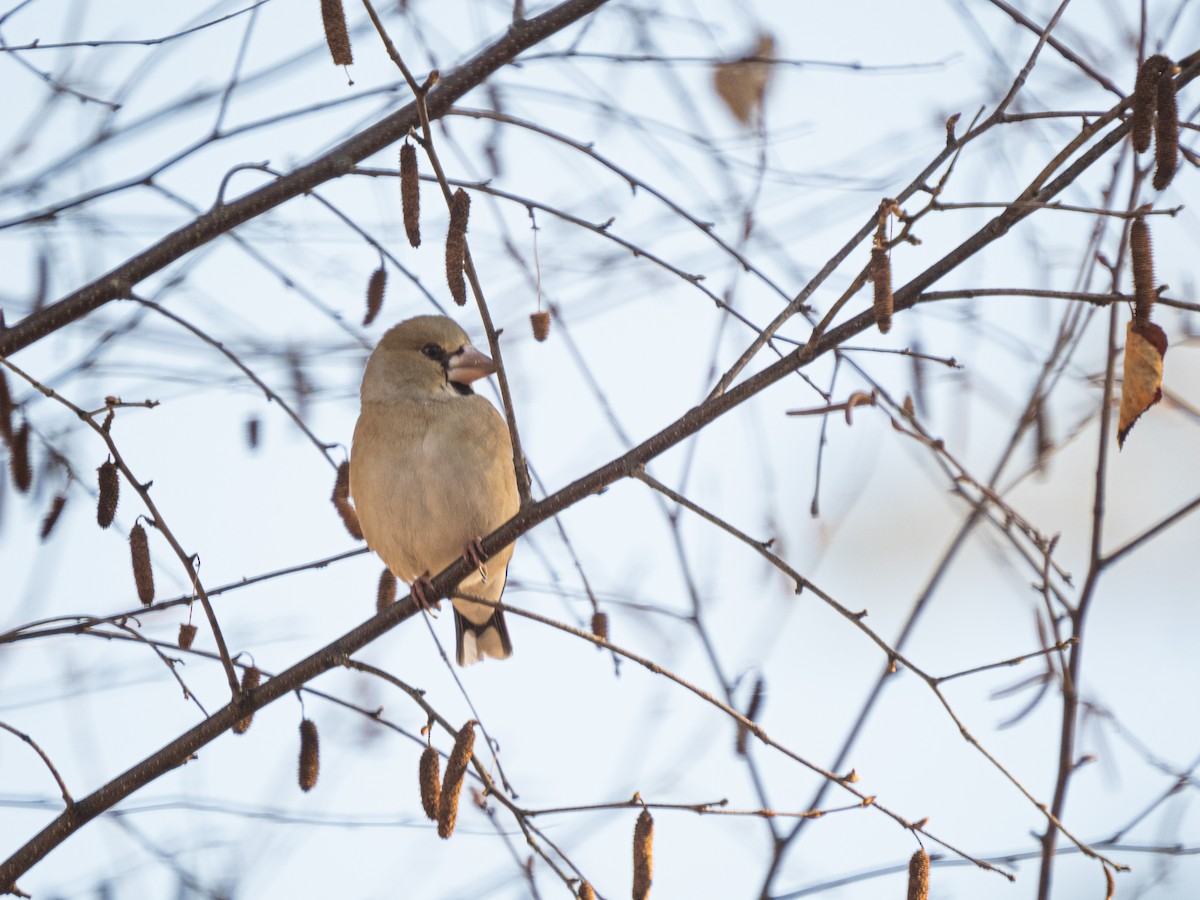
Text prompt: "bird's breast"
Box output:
[[350, 398, 518, 586]]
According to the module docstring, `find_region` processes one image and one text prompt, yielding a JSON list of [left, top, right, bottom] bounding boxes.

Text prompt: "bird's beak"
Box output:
[[446, 343, 497, 385]]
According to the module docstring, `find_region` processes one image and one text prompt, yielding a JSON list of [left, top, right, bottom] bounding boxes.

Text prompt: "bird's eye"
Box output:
[[421, 343, 445, 361]]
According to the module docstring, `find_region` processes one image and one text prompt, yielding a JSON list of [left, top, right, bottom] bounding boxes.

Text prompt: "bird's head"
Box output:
[[362, 315, 497, 402]]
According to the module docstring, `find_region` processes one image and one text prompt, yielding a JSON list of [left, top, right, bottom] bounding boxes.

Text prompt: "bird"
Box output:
[[350, 315, 519, 665]]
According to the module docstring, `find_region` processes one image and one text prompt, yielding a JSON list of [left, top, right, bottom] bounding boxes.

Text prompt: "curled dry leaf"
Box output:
[[1118, 320, 1167, 448], [844, 391, 876, 426], [713, 33, 775, 127]]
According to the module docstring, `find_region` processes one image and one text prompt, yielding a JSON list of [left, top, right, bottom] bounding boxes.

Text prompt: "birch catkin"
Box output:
[[591, 611, 609, 642], [331, 461, 363, 540], [9, 420, 31, 493], [633, 808, 654, 900], [364, 266, 387, 326], [0, 368, 13, 445], [233, 667, 262, 735], [1131, 55, 1168, 154], [736, 676, 765, 755], [1153, 64, 1180, 190], [906, 849, 929, 900], [130, 523, 155, 606], [299, 719, 320, 791], [376, 568, 397, 612], [400, 143, 421, 248], [97, 460, 119, 528], [178, 623, 197, 650], [437, 721, 476, 838], [446, 189, 470, 306], [419, 746, 441, 821], [40, 494, 67, 540], [320, 0, 353, 66], [871, 245, 893, 334], [1130, 216, 1155, 327]]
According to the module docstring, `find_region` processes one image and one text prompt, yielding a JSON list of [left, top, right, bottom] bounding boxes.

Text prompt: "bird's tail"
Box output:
[[454, 608, 513, 666]]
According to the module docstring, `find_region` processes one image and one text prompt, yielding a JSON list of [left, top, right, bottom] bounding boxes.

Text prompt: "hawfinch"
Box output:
[[351, 316, 519, 665]]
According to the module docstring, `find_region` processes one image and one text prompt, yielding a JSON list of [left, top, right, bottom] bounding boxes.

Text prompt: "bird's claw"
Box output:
[[412, 576, 441, 613], [464, 538, 488, 583]]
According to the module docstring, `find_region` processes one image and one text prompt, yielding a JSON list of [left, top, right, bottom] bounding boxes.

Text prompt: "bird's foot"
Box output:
[[411, 575, 441, 613], [464, 538, 488, 583]]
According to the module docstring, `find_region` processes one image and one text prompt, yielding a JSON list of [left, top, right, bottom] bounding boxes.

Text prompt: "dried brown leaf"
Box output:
[[713, 34, 775, 127], [1118, 320, 1167, 448]]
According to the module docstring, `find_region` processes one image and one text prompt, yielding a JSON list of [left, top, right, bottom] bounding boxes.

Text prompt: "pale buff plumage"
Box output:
[[350, 316, 519, 665]]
